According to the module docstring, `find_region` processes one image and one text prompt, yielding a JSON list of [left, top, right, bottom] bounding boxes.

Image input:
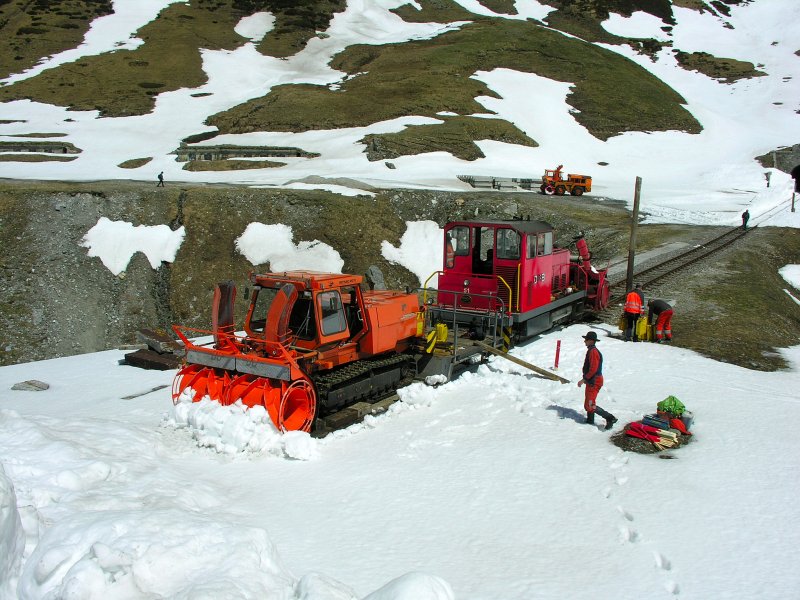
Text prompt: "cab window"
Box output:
[[452, 226, 470, 255], [526, 235, 537, 258], [497, 229, 520, 260], [537, 232, 553, 256], [319, 290, 347, 336]]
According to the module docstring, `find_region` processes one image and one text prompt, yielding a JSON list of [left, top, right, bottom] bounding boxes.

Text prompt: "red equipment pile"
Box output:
[[624, 396, 693, 451]]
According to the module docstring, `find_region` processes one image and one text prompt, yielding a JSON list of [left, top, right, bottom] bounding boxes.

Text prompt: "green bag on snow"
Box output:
[[657, 395, 685, 416]]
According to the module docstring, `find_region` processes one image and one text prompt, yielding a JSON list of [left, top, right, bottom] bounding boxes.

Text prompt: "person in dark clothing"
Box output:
[[578, 331, 617, 430], [157, 172, 165, 187], [791, 165, 800, 192], [741, 209, 749, 230], [647, 299, 673, 342]]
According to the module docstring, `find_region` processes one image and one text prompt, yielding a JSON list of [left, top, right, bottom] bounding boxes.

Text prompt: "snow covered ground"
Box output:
[[0, 0, 799, 225], [3, 324, 800, 599], [2, 2, 800, 597]]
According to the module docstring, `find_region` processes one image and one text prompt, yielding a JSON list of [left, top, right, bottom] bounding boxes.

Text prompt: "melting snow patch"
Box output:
[[80, 217, 185, 276], [235, 222, 344, 272]]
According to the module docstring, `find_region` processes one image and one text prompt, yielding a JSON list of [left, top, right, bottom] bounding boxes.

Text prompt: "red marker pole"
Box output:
[[554, 340, 561, 370]]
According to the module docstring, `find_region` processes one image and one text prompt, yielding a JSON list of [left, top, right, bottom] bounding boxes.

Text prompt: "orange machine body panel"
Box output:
[[359, 290, 420, 355]]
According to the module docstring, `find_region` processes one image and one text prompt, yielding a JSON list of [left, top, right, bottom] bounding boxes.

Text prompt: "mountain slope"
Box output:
[[0, 0, 797, 208]]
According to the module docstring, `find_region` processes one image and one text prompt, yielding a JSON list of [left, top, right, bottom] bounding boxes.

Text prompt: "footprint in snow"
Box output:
[[617, 506, 634, 521], [653, 551, 671, 571], [615, 475, 629, 486], [619, 525, 639, 543], [664, 580, 679, 595]]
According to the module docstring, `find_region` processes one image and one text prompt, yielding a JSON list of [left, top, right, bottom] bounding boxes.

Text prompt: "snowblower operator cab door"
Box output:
[[245, 281, 358, 351]]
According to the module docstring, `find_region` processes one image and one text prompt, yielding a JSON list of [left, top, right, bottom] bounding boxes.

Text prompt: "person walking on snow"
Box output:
[[623, 283, 644, 342], [157, 171, 165, 187], [578, 331, 617, 430], [741, 209, 749, 230], [647, 298, 673, 343]]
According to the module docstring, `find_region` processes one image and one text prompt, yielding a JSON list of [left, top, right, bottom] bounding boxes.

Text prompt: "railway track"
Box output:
[[597, 193, 796, 322], [606, 226, 748, 303]]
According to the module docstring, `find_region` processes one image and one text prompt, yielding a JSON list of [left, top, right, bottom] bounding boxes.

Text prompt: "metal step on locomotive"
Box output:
[[171, 218, 610, 434]]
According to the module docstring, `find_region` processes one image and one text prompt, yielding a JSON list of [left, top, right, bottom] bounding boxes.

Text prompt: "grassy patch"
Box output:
[[0, 0, 112, 80], [0, 1, 248, 116], [476, 0, 517, 14], [118, 158, 153, 169], [391, 0, 476, 22], [6, 132, 67, 138], [674, 50, 766, 82], [361, 116, 536, 161], [208, 19, 700, 141], [0, 140, 80, 153], [0, 154, 76, 162], [675, 230, 800, 370], [182, 159, 286, 171], [254, 0, 347, 58], [671, 0, 710, 10]]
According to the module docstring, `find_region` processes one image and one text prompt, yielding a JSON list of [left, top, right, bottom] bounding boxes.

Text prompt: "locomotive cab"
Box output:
[[435, 219, 605, 339]]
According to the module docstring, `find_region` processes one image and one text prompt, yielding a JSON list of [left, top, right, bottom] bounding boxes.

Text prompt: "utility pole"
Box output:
[[625, 177, 642, 293]]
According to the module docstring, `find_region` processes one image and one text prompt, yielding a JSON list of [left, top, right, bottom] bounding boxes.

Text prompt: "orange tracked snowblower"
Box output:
[[172, 272, 422, 433]]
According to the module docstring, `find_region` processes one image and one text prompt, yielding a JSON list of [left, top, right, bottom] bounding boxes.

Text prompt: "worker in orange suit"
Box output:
[[578, 331, 617, 429], [623, 283, 644, 342], [647, 299, 673, 343]]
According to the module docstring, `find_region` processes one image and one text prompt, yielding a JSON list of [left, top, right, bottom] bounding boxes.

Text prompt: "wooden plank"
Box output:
[[124, 349, 180, 371], [136, 329, 183, 354], [475, 341, 570, 384]]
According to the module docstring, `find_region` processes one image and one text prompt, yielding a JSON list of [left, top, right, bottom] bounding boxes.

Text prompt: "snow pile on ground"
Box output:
[[381, 220, 443, 286], [80, 217, 185, 276], [235, 222, 344, 272], [165, 392, 320, 460]]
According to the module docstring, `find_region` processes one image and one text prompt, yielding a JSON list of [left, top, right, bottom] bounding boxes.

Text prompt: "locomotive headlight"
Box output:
[[463, 279, 470, 287]]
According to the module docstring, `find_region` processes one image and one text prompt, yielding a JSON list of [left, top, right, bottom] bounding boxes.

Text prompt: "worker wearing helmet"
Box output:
[[578, 331, 617, 430], [623, 283, 644, 342]]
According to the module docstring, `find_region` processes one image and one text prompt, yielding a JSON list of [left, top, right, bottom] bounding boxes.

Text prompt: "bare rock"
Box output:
[[11, 380, 50, 391]]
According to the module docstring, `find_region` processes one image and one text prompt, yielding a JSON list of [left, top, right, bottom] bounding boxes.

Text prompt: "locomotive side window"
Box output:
[[526, 235, 537, 258], [319, 290, 347, 336], [497, 229, 520, 260], [453, 226, 470, 255], [446, 226, 470, 268], [537, 232, 553, 256]]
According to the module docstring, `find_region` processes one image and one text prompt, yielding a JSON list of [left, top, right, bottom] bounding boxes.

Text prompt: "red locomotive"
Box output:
[[429, 218, 608, 341]]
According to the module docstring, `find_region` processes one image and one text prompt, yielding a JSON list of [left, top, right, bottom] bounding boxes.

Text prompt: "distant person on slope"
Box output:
[[157, 171, 165, 187], [647, 299, 673, 343], [741, 209, 749, 230], [578, 331, 617, 430]]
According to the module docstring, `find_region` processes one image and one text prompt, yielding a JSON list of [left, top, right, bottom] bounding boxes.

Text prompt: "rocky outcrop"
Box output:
[[0, 180, 619, 366]]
